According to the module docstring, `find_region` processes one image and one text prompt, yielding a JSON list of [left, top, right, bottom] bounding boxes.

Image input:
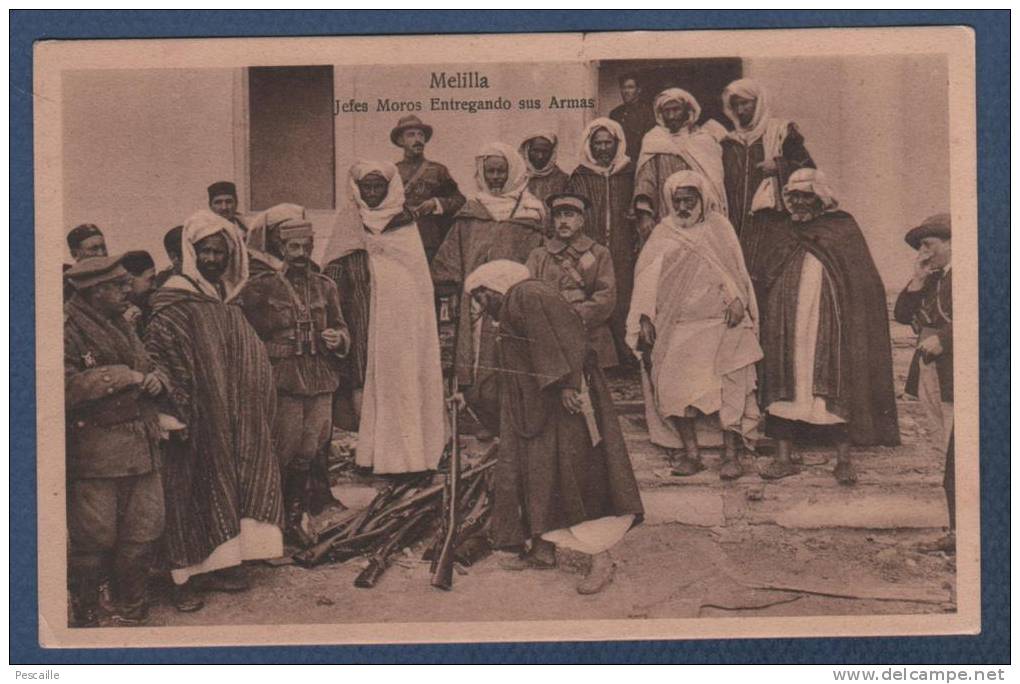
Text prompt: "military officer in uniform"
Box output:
[[237, 207, 350, 547], [64, 255, 168, 626]]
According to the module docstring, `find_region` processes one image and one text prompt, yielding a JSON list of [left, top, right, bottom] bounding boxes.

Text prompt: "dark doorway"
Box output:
[[597, 58, 743, 127], [249, 66, 336, 211]]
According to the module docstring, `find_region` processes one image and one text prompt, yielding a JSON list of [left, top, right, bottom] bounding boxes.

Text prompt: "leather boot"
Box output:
[[69, 553, 103, 628], [112, 541, 153, 625], [284, 468, 314, 549]]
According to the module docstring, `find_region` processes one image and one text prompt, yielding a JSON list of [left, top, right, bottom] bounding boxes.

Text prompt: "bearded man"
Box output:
[[144, 210, 282, 611], [627, 171, 762, 480], [566, 118, 637, 364], [431, 143, 546, 437], [519, 131, 570, 207], [632, 88, 727, 243], [751, 169, 900, 484]]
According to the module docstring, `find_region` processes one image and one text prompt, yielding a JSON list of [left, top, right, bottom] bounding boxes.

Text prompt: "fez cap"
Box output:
[[545, 192, 591, 213], [121, 250, 155, 276], [164, 225, 184, 257], [905, 213, 951, 250], [67, 223, 104, 250], [207, 181, 237, 201], [65, 254, 128, 290], [390, 115, 433, 146]]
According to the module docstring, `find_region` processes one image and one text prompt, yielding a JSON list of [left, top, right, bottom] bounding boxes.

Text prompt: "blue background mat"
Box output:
[[10, 10, 1009, 664]]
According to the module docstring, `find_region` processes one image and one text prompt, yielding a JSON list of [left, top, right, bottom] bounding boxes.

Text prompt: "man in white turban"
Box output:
[[632, 88, 728, 243], [465, 260, 643, 595], [144, 210, 282, 612], [566, 117, 638, 365], [720, 78, 814, 272], [628, 171, 762, 480], [325, 161, 446, 475], [431, 143, 546, 439]]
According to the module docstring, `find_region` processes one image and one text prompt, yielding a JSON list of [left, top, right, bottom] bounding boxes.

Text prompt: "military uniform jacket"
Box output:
[[397, 158, 466, 256], [894, 268, 953, 402], [64, 295, 163, 479], [525, 236, 619, 368], [237, 267, 349, 396]]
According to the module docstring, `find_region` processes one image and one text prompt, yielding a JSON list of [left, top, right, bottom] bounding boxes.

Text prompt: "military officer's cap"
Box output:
[[545, 192, 591, 213]]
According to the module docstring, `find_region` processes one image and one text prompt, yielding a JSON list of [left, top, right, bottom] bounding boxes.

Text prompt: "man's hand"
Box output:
[[447, 391, 467, 412], [918, 335, 944, 358], [908, 253, 935, 291], [140, 372, 164, 397], [411, 198, 439, 218], [724, 298, 746, 328], [321, 328, 347, 352], [638, 314, 656, 349], [756, 159, 778, 176], [561, 388, 583, 414]]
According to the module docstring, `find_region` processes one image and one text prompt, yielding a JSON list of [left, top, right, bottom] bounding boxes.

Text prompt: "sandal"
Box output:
[[759, 460, 800, 480]]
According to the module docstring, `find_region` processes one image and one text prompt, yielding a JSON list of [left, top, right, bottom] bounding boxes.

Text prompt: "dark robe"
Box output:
[[721, 122, 814, 241], [430, 199, 545, 428], [893, 269, 953, 403], [751, 209, 900, 447], [144, 285, 283, 569], [610, 100, 656, 162], [526, 167, 570, 205], [566, 163, 637, 362], [491, 280, 643, 548]]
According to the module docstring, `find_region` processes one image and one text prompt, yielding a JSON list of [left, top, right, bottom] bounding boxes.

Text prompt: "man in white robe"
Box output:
[[627, 171, 762, 480], [330, 161, 447, 474]]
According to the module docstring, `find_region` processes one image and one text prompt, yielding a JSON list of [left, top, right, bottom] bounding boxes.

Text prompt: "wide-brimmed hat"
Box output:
[[65, 254, 129, 290], [905, 213, 951, 249], [390, 115, 433, 146]]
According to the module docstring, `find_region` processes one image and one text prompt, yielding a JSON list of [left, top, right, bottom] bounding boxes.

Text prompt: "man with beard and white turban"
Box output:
[[750, 168, 900, 484], [720, 78, 814, 270], [632, 88, 728, 243], [566, 117, 638, 365], [144, 210, 282, 612], [628, 171, 762, 481], [519, 130, 570, 207], [464, 260, 643, 595], [431, 143, 546, 438], [325, 161, 446, 475]]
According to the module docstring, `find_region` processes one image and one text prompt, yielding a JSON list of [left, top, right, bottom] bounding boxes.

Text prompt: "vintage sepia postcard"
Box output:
[[33, 24, 979, 650]]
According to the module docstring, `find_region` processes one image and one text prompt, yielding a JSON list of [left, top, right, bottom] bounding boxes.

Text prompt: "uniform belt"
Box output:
[[264, 339, 324, 358]]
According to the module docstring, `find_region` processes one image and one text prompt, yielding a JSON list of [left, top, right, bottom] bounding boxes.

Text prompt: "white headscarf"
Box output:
[[661, 170, 715, 226], [464, 259, 531, 296], [578, 117, 631, 177], [473, 142, 545, 223], [519, 131, 560, 178], [246, 203, 308, 272], [722, 78, 772, 146], [637, 89, 728, 217], [783, 168, 838, 212], [180, 209, 249, 301], [322, 160, 410, 264]]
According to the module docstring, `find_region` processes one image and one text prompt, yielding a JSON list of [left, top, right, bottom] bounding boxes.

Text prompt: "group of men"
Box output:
[[63, 73, 955, 625]]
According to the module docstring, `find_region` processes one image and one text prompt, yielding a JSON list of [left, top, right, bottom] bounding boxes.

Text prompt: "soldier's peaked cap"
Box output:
[[545, 192, 591, 212]]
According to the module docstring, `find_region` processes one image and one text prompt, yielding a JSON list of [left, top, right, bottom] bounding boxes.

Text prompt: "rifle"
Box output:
[[354, 507, 435, 589], [431, 282, 463, 591]]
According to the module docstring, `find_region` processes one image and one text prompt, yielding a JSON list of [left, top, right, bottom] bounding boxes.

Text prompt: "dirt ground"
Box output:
[[137, 523, 954, 627], [107, 298, 958, 628]]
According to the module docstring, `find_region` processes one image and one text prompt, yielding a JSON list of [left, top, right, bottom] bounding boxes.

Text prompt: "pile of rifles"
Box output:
[[292, 446, 496, 591]]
